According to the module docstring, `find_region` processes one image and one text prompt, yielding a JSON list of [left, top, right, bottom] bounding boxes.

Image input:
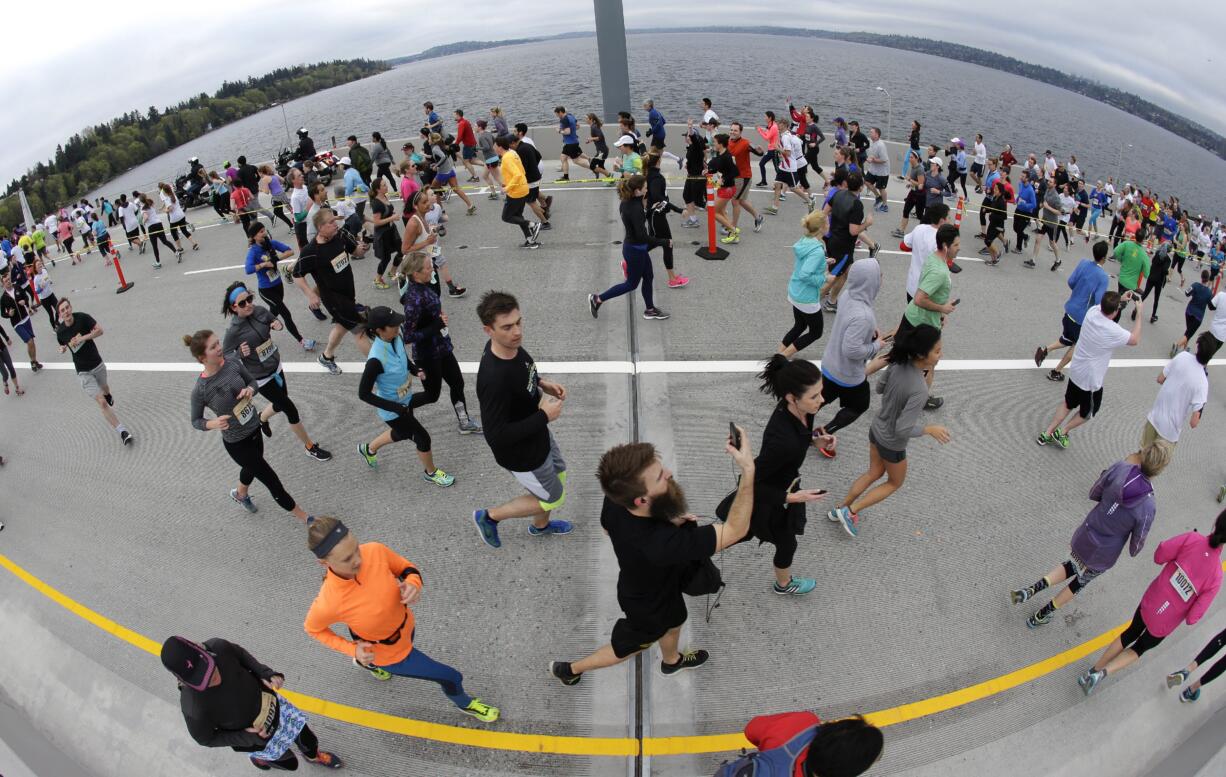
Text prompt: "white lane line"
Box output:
[[20, 358, 1218, 375]]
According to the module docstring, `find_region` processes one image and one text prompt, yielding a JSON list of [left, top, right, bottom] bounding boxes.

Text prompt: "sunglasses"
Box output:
[[235, 297, 254, 307]]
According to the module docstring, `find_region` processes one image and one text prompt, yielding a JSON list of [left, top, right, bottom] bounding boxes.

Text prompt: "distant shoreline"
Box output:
[[388, 26, 1226, 165]]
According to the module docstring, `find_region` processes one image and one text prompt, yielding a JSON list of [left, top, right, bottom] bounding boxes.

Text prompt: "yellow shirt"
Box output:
[[500, 149, 529, 199]]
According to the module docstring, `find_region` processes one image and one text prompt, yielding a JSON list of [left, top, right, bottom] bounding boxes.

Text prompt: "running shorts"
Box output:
[[562, 144, 582, 159], [462, 146, 477, 160], [526, 186, 540, 203], [736, 178, 754, 202], [125, 227, 140, 241], [13, 319, 34, 343], [1059, 313, 1082, 346], [1119, 606, 1164, 657], [868, 429, 906, 463], [77, 363, 108, 398], [1183, 313, 1202, 340], [1067, 552, 1104, 589], [649, 136, 666, 150], [433, 170, 456, 184], [985, 225, 1002, 245], [682, 178, 706, 207], [510, 431, 568, 511], [865, 172, 888, 189], [775, 170, 800, 188], [1065, 379, 1104, 419], [321, 296, 365, 332], [716, 186, 735, 200], [970, 162, 984, 176]]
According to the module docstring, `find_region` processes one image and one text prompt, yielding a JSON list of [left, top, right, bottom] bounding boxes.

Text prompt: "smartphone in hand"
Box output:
[[729, 422, 742, 449]]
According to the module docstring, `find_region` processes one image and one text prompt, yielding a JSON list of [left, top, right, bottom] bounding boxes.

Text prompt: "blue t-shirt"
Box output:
[[1016, 183, 1036, 215], [245, 239, 291, 289], [955, 150, 967, 172], [1091, 189, 1109, 210], [1162, 215, 1179, 241], [983, 170, 1000, 191], [426, 111, 440, 130], [647, 108, 666, 141], [91, 219, 108, 239], [1064, 259, 1109, 324], [559, 113, 580, 147], [344, 167, 368, 197], [1186, 282, 1213, 320]]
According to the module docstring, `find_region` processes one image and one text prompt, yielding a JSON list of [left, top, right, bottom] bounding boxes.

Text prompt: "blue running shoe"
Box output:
[[230, 488, 257, 513], [473, 509, 501, 548], [1078, 668, 1105, 696], [827, 506, 858, 537], [528, 519, 573, 536], [1180, 687, 1201, 703], [773, 576, 817, 595]]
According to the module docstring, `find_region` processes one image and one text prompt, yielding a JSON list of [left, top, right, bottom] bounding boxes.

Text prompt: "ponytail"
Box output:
[[887, 323, 941, 366], [757, 354, 821, 402], [182, 330, 212, 361], [1209, 509, 1226, 549]]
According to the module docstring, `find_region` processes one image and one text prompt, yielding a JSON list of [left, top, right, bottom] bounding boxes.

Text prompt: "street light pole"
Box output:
[[280, 103, 291, 147], [875, 86, 892, 142], [1115, 142, 1132, 183]]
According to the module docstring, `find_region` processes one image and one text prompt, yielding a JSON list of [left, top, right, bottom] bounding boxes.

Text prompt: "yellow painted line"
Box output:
[[3, 551, 1223, 757]]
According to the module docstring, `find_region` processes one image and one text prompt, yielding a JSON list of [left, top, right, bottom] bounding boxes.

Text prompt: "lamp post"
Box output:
[[875, 86, 892, 142], [1115, 142, 1133, 184], [279, 103, 292, 148]]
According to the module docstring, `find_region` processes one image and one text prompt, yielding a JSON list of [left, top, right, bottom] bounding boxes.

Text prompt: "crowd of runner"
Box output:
[[4, 97, 1226, 777]]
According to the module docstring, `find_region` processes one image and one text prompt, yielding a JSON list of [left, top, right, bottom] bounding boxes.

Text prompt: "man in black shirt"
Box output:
[[822, 172, 873, 311], [292, 208, 371, 374], [161, 635, 342, 770], [473, 291, 571, 549], [236, 155, 260, 197], [55, 298, 130, 445], [513, 124, 552, 229], [550, 433, 756, 685]]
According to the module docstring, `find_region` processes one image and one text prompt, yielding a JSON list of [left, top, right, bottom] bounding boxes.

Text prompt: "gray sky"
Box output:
[[3, 0, 1220, 187]]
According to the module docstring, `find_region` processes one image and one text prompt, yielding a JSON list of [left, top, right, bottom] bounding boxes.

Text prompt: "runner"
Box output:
[[892, 150, 926, 238], [726, 123, 766, 234], [764, 124, 810, 215], [755, 111, 781, 186], [1011, 442, 1172, 628], [549, 433, 755, 686], [160, 635, 343, 770], [354, 305, 455, 487], [1141, 333, 1211, 448], [371, 131, 399, 189], [1168, 625, 1226, 703], [680, 123, 707, 229], [397, 252, 481, 434], [1139, 241, 1173, 323], [221, 282, 331, 461], [820, 172, 874, 313], [493, 137, 541, 250], [184, 329, 313, 521], [158, 182, 201, 253], [1171, 269, 1214, 356], [641, 99, 681, 168], [725, 712, 882, 777], [826, 323, 950, 538], [31, 258, 57, 328], [778, 210, 827, 357], [1013, 170, 1037, 253], [1034, 241, 1111, 382], [472, 291, 573, 548], [117, 194, 145, 254], [140, 193, 178, 268], [970, 133, 987, 192], [979, 179, 1008, 264], [0, 273, 41, 372], [255, 166, 296, 233], [304, 516, 499, 722], [428, 133, 477, 215], [475, 120, 502, 198], [55, 298, 131, 445], [243, 224, 315, 352], [367, 177, 401, 290], [587, 175, 671, 321], [813, 258, 887, 458], [401, 190, 466, 298], [512, 125, 551, 227], [1038, 291, 1144, 448], [554, 106, 582, 181], [1113, 231, 1152, 315], [864, 127, 891, 212], [1078, 513, 1226, 696], [0, 322, 23, 396], [1028, 174, 1063, 270], [90, 211, 119, 265], [291, 208, 373, 375]]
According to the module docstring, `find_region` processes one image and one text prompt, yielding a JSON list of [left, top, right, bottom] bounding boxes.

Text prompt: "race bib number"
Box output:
[[396, 376, 413, 399], [255, 339, 277, 362], [330, 252, 350, 273], [233, 397, 255, 425], [68, 338, 84, 353], [431, 244, 442, 258], [265, 267, 279, 283], [1170, 564, 1196, 603]]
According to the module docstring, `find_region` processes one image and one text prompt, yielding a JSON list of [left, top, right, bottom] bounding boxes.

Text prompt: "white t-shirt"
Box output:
[[120, 203, 140, 232], [973, 142, 987, 166], [160, 192, 185, 222], [1210, 292, 1226, 341], [1147, 351, 1208, 442], [702, 109, 719, 126], [1068, 162, 1081, 180], [1066, 306, 1131, 391], [290, 186, 310, 218], [779, 133, 803, 172], [866, 139, 889, 177], [903, 224, 937, 297], [1044, 156, 1057, 175]]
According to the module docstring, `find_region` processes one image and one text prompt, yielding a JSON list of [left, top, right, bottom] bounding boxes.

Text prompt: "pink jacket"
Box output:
[[757, 122, 779, 151], [1138, 532, 1223, 637]]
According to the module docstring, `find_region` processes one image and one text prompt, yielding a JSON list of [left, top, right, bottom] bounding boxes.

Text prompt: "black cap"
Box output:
[[160, 636, 215, 691], [366, 306, 405, 330]]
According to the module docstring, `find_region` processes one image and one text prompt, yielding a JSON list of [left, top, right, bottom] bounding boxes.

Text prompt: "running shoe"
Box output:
[[230, 489, 257, 513], [891, 228, 905, 238], [817, 445, 836, 459], [305, 443, 332, 462], [661, 649, 709, 676], [1023, 259, 1036, 268], [1054, 428, 1070, 449], [877, 203, 890, 213], [550, 661, 582, 686], [522, 239, 541, 250], [153, 262, 162, 269], [764, 206, 779, 215], [528, 519, 573, 536], [555, 175, 569, 182], [539, 221, 552, 230], [1078, 668, 1105, 696], [544, 195, 554, 210], [120, 430, 133, 446], [104, 393, 114, 406], [304, 751, 343, 769], [528, 222, 542, 242], [755, 180, 769, 187], [588, 294, 602, 319], [719, 228, 741, 245], [773, 576, 817, 595], [1050, 259, 1062, 271], [667, 275, 690, 289], [681, 218, 700, 229], [1011, 586, 1034, 604], [642, 307, 670, 320], [473, 509, 501, 548], [353, 657, 391, 680], [1036, 431, 1055, 446], [458, 417, 482, 434], [1034, 346, 1048, 368], [828, 506, 858, 537], [752, 214, 765, 233], [1047, 370, 1065, 382], [1166, 669, 1189, 688], [487, 191, 499, 200], [423, 468, 455, 487], [1150, 315, 1158, 324], [924, 395, 944, 410], [978, 247, 992, 256], [357, 443, 378, 468], [447, 285, 467, 298], [318, 354, 342, 375], [1026, 610, 1052, 629], [261, 420, 273, 438], [374, 278, 390, 290], [176, 249, 184, 264], [462, 699, 500, 723], [301, 339, 317, 352], [822, 299, 837, 313], [1180, 687, 1201, 703]]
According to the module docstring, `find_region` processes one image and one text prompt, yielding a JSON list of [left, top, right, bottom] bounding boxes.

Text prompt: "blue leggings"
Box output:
[[599, 243, 654, 310], [377, 642, 472, 708]]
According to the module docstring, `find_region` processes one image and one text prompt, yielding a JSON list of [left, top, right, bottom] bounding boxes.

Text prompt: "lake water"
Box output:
[[91, 33, 1226, 218]]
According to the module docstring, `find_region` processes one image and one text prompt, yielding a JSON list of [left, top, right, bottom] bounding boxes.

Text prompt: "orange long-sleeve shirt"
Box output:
[[500, 149, 529, 199], [303, 542, 424, 667]]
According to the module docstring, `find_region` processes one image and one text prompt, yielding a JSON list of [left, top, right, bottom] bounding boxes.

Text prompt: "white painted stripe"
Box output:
[[21, 358, 1220, 375]]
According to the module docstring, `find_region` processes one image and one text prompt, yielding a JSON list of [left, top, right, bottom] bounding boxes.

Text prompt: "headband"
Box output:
[[228, 286, 249, 305], [311, 521, 349, 559]]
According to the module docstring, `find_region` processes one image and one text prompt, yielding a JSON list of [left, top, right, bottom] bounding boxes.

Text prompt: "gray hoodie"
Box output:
[[820, 258, 883, 387]]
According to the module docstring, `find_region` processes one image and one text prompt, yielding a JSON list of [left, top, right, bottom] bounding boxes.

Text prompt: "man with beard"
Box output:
[[549, 433, 756, 686]]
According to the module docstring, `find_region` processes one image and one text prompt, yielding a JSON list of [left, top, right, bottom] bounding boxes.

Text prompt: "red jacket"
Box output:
[[744, 711, 822, 777], [456, 118, 476, 148]]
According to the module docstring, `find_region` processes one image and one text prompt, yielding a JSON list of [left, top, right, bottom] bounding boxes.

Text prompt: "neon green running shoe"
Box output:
[[719, 228, 741, 245], [463, 698, 500, 723], [423, 468, 455, 487], [357, 443, 378, 468], [1054, 428, 1070, 449], [353, 658, 391, 681]]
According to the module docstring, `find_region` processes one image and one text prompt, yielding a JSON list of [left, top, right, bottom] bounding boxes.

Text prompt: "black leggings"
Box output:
[[222, 431, 296, 512], [270, 199, 295, 230], [649, 211, 674, 270], [40, 295, 59, 328], [146, 224, 177, 262], [1141, 275, 1166, 316], [256, 723, 318, 770], [502, 195, 530, 237], [781, 306, 824, 352], [211, 193, 229, 218], [376, 163, 397, 191], [410, 352, 465, 410], [1013, 213, 1031, 251], [1118, 605, 1164, 658], [257, 283, 303, 342], [387, 412, 431, 452], [1191, 627, 1226, 688], [256, 371, 300, 425], [376, 230, 402, 276], [169, 218, 193, 242], [819, 378, 872, 435], [0, 344, 15, 383], [758, 150, 779, 182]]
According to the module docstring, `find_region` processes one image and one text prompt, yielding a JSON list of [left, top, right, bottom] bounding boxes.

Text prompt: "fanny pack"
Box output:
[[252, 691, 278, 733], [348, 611, 408, 646]]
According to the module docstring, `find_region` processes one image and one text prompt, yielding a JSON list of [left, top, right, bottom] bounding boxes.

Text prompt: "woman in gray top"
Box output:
[[370, 132, 396, 192], [220, 282, 332, 462], [827, 324, 950, 537], [185, 328, 312, 522]]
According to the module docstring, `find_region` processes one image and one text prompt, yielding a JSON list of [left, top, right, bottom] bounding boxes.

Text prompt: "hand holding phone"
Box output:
[[729, 421, 742, 449]]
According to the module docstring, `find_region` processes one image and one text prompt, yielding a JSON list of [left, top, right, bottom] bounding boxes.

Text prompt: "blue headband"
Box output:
[[228, 287, 249, 305]]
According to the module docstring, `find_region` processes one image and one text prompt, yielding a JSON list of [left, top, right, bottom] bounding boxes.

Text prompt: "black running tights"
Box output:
[[222, 431, 296, 512], [781, 306, 824, 352]]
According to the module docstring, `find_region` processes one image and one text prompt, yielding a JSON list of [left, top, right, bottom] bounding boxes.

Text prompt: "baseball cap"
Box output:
[[161, 636, 215, 691], [929, 157, 944, 168], [339, 156, 352, 166], [366, 305, 405, 330], [615, 135, 636, 147]]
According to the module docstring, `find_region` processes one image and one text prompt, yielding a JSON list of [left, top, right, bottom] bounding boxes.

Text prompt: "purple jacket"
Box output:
[[399, 280, 452, 363], [1069, 461, 1155, 572]]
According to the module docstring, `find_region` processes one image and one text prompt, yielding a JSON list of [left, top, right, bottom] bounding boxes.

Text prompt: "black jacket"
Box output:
[[178, 638, 282, 752]]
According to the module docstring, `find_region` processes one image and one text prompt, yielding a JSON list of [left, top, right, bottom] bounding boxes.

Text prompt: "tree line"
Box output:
[[1, 58, 387, 229]]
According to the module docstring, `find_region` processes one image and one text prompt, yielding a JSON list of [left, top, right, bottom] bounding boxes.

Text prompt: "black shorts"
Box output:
[[820, 377, 871, 413], [1059, 314, 1082, 346], [526, 186, 540, 203], [1119, 606, 1164, 657], [562, 144, 582, 159], [775, 169, 800, 188], [826, 241, 855, 277], [796, 168, 811, 190], [1184, 313, 1203, 340], [970, 162, 984, 176], [869, 430, 906, 463], [865, 172, 888, 189], [1065, 379, 1104, 419], [322, 296, 365, 332], [611, 608, 687, 659], [1041, 222, 1058, 241], [682, 178, 706, 207], [125, 227, 140, 240], [1205, 333, 1224, 360], [985, 225, 1003, 245], [902, 191, 924, 219], [649, 136, 666, 150]]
